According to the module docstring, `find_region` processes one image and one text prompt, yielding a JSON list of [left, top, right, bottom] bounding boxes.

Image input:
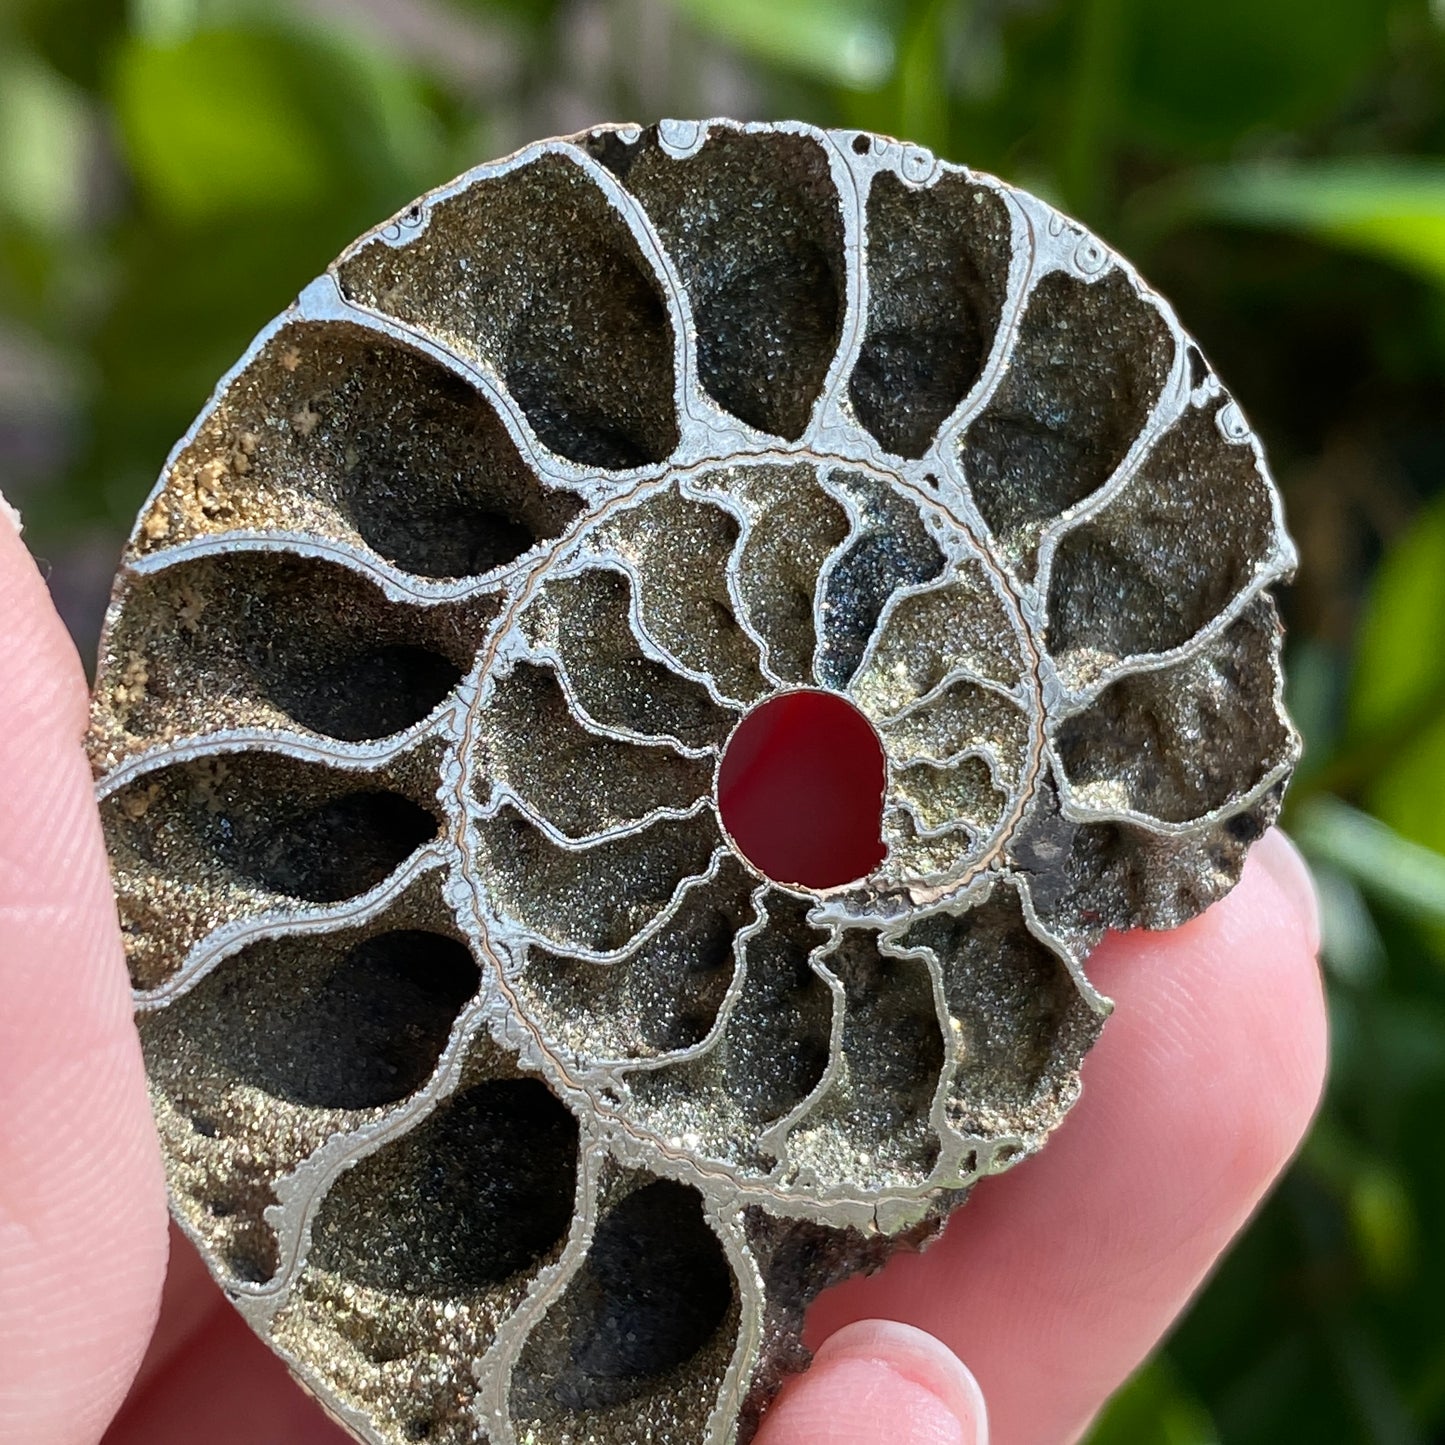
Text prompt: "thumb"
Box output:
[[754, 1319, 988, 1445]]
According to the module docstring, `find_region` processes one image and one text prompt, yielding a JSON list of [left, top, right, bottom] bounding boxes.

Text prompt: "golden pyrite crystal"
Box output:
[[89, 120, 1297, 1445]]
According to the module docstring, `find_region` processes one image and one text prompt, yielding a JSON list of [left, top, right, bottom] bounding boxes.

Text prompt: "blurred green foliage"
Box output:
[[2, 0, 1445, 1439]]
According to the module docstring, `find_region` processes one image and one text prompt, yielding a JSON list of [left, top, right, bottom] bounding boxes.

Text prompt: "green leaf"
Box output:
[[1350, 494, 1445, 738], [1335, 494, 1445, 856], [1291, 496, 1445, 814], [113, 28, 335, 222], [1120, 0, 1390, 153], [661, 0, 899, 88], [0, 53, 93, 234], [10, 0, 128, 94], [443, 0, 563, 30], [111, 21, 444, 226], [891, 0, 951, 154], [1313, 862, 1387, 987], [1058, 0, 1127, 219], [1293, 795, 1445, 930], [129, 0, 206, 45], [1367, 714, 1445, 857], [1309, 1123, 1423, 1293], [1178, 161, 1445, 289], [1349, 1161, 1418, 1291], [1086, 1357, 1219, 1444]]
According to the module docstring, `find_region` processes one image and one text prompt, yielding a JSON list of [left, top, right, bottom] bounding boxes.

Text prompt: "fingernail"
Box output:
[[0, 487, 22, 535], [814, 1320, 989, 1444], [1254, 826, 1321, 958]]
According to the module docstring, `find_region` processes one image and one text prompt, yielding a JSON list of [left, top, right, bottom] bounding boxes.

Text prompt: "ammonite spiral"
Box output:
[[89, 119, 1298, 1445]]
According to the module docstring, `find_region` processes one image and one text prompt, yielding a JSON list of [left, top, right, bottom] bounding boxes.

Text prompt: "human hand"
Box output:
[[0, 513, 1326, 1445]]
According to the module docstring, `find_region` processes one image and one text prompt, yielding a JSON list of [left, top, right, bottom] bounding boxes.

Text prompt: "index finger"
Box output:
[[0, 513, 168, 1444]]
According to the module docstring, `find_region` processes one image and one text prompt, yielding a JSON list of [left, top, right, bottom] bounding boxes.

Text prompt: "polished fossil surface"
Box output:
[[89, 119, 1297, 1445]]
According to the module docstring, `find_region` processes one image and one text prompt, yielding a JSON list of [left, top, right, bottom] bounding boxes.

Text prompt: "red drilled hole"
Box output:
[[716, 690, 886, 890]]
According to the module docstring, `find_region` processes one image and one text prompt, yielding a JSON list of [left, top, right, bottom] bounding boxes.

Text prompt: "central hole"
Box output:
[[716, 690, 886, 890]]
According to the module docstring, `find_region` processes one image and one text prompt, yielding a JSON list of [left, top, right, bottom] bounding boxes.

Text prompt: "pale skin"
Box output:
[[0, 515, 1327, 1445]]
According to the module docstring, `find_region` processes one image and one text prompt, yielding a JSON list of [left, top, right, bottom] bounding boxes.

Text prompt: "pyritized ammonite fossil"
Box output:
[[89, 119, 1298, 1445]]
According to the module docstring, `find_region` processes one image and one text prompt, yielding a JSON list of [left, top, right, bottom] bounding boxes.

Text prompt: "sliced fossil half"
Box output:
[[89, 119, 1298, 1445]]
